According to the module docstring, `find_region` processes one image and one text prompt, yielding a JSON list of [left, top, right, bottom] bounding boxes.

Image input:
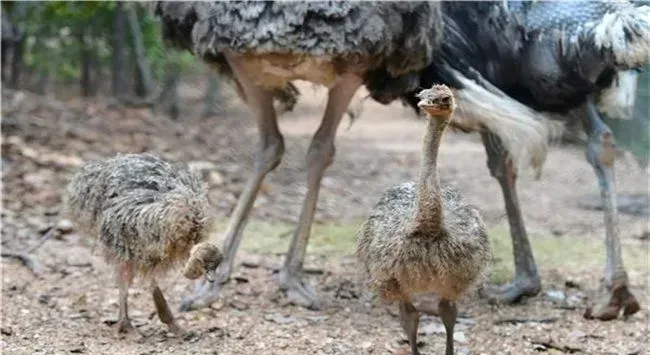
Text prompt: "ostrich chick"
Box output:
[[63, 153, 220, 336], [357, 85, 492, 355]]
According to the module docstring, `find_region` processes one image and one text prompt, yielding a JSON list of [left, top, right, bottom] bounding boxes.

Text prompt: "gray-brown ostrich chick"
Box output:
[[357, 85, 492, 355], [63, 153, 220, 336]]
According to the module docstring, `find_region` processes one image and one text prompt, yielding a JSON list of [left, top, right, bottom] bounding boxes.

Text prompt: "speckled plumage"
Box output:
[[357, 85, 491, 304], [154, 1, 442, 91], [357, 181, 491, 302], [63, 153, 217, 277]]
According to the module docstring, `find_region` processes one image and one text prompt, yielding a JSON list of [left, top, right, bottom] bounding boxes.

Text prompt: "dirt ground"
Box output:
[[1, 82, 649, 355]]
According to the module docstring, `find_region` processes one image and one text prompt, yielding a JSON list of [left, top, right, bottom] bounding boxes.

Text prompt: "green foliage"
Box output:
[[226, 218, 648, 286], [8, 1, 198, 86]]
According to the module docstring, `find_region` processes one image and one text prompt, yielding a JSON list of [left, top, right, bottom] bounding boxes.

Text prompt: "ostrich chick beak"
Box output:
[[418, 100, 447, 116]]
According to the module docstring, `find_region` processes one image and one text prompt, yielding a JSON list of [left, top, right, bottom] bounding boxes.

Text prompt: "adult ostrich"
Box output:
[[153, 1, 443, 311], [379, 1, 649, 320]]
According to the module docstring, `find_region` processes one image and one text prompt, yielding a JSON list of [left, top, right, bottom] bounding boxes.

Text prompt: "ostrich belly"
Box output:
[[235, 53, 359, 89]]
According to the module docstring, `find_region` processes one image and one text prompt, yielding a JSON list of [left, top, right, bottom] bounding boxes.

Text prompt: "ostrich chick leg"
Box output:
[[180, 56, 284, 312], [480, 132, 542, 304], [151, 280, 183, 335], [398, 301, 421, 355], [439, 299, 457, 355], [582, 98, 640, 321], [116, 263, 136, 334], [278, 74, 362, 309]]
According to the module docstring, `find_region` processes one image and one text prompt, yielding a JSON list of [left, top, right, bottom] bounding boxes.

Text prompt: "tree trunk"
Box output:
[[1, 44, 8, 83], [8, 2, 26, 89], [79, 29, 92, 97], [34, 64, 52, 95], [1, 13, 12, 84], [9, 33, 24, 89], [89, 45, 100, 96], [111, 2, 128, 97], [155, 61, 181, 120], [126, 4, 155, 98], [202, 75, 222, 118]]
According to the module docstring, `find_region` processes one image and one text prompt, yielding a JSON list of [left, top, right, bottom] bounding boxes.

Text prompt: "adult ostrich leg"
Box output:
[[181, 55, 361, 311], [480, 132, 541, 304], [582, 97, 640, 320]]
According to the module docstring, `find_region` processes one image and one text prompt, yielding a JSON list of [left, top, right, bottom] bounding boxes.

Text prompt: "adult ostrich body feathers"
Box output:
[[394, 0, 650, 174], [154, 1, 441, 102]]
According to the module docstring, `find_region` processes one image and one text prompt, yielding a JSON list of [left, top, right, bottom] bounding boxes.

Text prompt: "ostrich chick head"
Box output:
[[416, 84, 456, 119], [183, 242, 223, 282]]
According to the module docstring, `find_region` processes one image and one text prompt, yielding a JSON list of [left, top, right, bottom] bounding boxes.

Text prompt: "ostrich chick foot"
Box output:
[[279, 269, 323, 310], [116, 318, 134, 334], [115, 318, 144, 340], [482, 276, 541, 305], [584, 283, 640, 321]]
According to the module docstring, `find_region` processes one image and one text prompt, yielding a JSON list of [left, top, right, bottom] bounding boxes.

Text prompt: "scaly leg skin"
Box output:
[[480, 132, 542, 304], [278, 73, 362, 309], [398, 301, 422, 355], [115, 263, 140, 337], [179, 55, 285, 312], [582, 97, 640, 321], [151, 280, 184, 336], [439, 299, 457, 355]]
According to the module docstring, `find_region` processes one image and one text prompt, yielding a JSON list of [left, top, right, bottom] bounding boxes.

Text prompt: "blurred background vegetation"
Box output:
[[1, 1, 648, 165], [1, 1, 223, 119]]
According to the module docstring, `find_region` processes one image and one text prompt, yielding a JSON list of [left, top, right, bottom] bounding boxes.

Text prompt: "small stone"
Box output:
[[567, 330, 586, 341], [56, 219, 74, 233], [69, 344, 85, 354], [233, 275, 249, 284], [360, 341, 373, 349], [533, 344, 547, 351], [454, 331, 468, 344], [1, 326, 13, 336], [544, 290, 566, 303], [209, 171, 225, 186], [37, 294, 52, 305], [229, 300, 249, 311], [564, 279, 581, 289]]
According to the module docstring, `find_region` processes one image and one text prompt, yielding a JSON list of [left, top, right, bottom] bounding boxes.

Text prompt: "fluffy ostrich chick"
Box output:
[[357, 85, 492, 355], [63, 153, 222, 335]]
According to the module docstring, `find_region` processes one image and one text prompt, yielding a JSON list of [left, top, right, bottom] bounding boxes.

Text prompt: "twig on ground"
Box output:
[[494, 316, 558, 325], [1, 251, 40, 276], [27, 227, 56, 254], [530, 336, 582, 353]]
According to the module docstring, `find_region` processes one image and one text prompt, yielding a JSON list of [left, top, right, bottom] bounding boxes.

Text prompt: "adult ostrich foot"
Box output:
[[584, 283, 640, 321], [481, 276, 541, 305], [179, 280, 223, 312], [179, 263, 230, 312], [278, 269, 323, 310]]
